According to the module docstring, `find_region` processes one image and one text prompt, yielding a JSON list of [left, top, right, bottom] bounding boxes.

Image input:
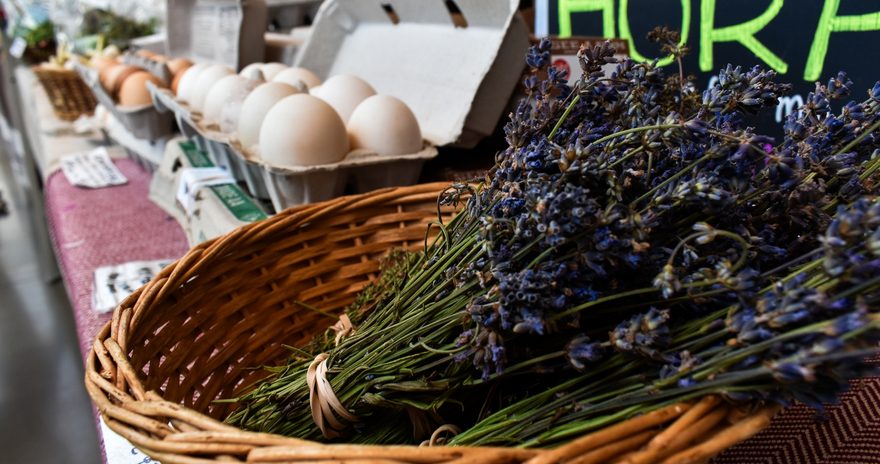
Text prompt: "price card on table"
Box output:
[[60, 147, 128, 188], [99, 417, 156, 464], [9, 37, 27, 59], [93, 259, 174, 313]]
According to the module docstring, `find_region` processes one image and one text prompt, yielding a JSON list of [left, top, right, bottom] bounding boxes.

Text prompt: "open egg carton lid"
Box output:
[[295, 0, 529, 148], [74, 63, 174, 141]]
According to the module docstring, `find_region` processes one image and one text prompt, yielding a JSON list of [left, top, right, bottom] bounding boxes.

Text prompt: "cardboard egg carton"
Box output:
[[149, 84, 437, 212], [74, 62, 175, 141], [149, 0, 529, 212]]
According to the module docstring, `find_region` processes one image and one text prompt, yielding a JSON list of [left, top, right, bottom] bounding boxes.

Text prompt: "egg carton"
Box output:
[[121, 52, 173, 84], [74, 63, 174, 140], [149, 84, 262, 193], [147, 0, 527, 211], [149, 84, 437, 212], [103, 111, 169, 172]]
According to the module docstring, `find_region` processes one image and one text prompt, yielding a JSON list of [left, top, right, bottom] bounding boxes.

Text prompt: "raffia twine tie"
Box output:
[[331, 314, 355, 346], [307, 315, 358, 438], [419, 424, 462, 447], [307, 353, 359, 438]]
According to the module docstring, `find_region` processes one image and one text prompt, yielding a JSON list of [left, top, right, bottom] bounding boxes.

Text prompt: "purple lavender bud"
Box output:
[[565, 335, 605, 371], [683, 118, 709, 135]]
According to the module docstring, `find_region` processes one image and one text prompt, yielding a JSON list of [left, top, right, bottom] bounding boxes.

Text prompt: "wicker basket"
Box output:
[[33, 65, 98, 121], [85, 182, 779, 464]]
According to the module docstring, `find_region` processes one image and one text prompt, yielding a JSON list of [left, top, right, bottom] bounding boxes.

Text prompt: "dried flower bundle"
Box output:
[[225, 31, 880, 447]]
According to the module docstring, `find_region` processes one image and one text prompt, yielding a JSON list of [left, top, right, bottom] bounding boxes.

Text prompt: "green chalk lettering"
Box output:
[[700, 0, 788, 73], [805, 0, 880, 81], [618, 0, 691, 66], [558, 0, 616, 38]]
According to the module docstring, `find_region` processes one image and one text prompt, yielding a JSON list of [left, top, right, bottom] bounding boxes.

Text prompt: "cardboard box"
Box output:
[[165, 0, 268, 69], [149, 138, 268, 245]]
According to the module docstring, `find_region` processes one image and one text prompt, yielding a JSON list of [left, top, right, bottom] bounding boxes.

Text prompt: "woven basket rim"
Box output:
[[85, 182, 779, 464]]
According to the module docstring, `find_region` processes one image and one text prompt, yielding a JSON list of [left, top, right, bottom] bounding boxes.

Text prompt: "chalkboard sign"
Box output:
[[542, 0, 880, 131]]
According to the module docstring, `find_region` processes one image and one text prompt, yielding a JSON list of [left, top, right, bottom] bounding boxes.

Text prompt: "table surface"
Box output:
[[44, 158, 189, 361]]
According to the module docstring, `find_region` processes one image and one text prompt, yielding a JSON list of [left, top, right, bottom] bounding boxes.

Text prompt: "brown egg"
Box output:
[[98, 63, 122, 88], [100, 64, 142, 97], [167, 58, 193, 78], [118, 71, 167, 107], [90, 56, 117, 75], [136, 49, 157, 59]]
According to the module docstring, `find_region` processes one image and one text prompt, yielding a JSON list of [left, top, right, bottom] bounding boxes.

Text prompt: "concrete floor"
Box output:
[[0, 162, 102, 462]]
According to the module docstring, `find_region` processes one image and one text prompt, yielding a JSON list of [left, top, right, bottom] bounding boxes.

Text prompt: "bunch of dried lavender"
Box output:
[[226, 32, 880, 446]]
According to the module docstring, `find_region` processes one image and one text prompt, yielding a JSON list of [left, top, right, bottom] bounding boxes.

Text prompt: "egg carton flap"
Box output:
[[149, 83, 439, 175], [254, 145, 439, 174], [295, 0, 525, 147]]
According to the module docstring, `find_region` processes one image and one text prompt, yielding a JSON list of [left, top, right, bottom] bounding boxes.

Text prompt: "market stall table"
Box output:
[[22, 67, 880, 464]]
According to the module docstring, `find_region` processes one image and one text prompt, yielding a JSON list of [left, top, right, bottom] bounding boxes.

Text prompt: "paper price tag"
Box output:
[[60, 148, 128, 188], [176, 167, 235, 215], [99, 417, 156, 464], [93, 260, 173, 313], [10, 37, 27, 59]]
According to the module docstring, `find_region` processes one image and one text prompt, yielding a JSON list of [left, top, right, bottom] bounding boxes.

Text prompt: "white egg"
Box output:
[[348, 95, 422, 156], [260, 62, 288, 81], [176, 63, 208, 102], [189, 64, 234, 111], [311, 74, 376, 123], [258, 94, 349, 166], [241, 67, 265, 82], [202, 74, 263, 132], [273, 67, 322, 90], [239, 62, 263, 77], [237, 82, 302, 150]]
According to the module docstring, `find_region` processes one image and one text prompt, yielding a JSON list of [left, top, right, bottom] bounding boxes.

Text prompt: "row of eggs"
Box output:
[[91, 55, 193, 107], [175, 61, 423, 167]]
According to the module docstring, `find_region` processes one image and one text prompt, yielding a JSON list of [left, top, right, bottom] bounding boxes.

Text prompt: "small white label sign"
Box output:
[[99, 417, 156, 464], [93, 259, 173, 313], [10, 37, 27, 59], [60, 147, 128, 188]]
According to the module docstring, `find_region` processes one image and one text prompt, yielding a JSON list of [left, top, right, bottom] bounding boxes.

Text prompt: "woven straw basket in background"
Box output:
[[85, 182, 778, 464], [33, 65, 98, 121]]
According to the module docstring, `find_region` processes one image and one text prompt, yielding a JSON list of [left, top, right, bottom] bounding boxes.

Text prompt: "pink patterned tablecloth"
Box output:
[[44, 157, 189, 366]]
